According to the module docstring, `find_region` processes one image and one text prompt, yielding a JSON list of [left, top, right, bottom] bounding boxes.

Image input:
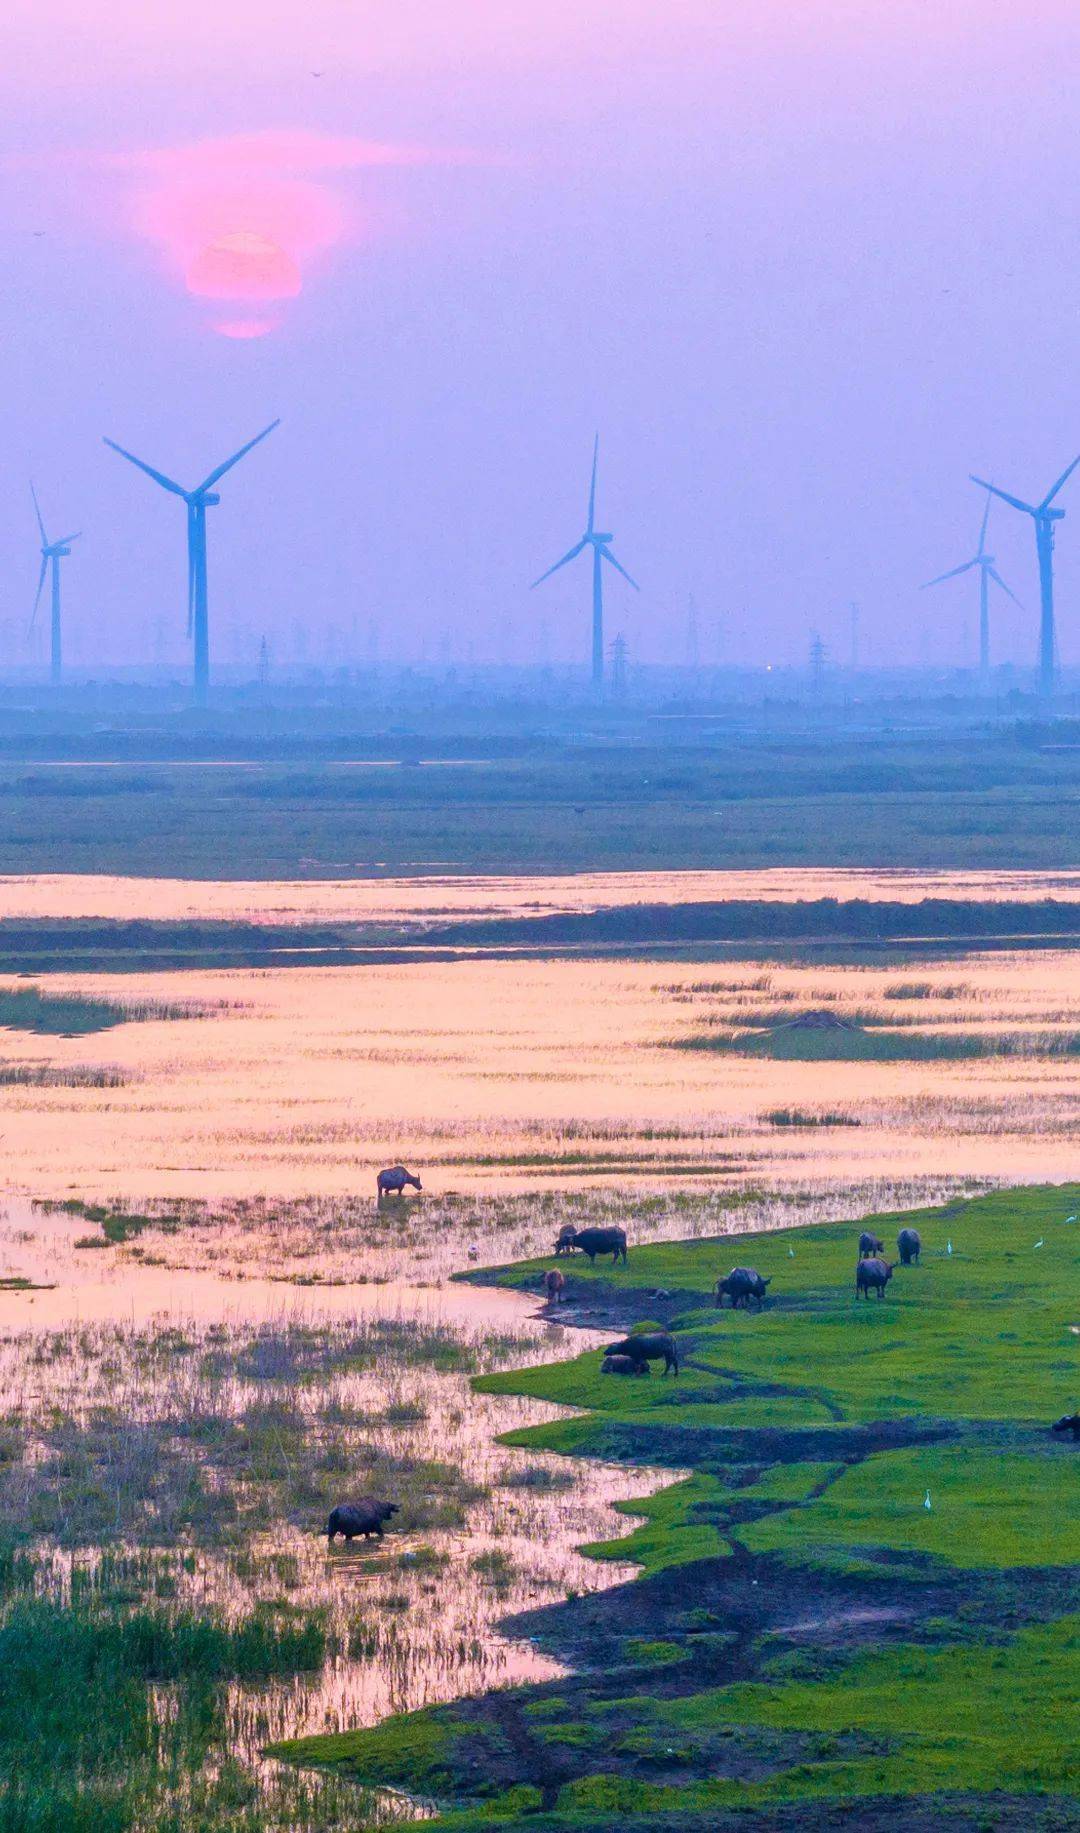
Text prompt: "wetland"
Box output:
[[0, 851, 1077, 1829]]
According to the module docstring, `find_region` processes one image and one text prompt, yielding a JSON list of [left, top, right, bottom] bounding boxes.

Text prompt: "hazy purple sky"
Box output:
[[4, 1, 1080, 674]]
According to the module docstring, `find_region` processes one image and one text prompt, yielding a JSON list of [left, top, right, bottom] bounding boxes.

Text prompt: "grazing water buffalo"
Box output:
[[856, 1257, 894, 1299], [859, 1231, 885, 1258], [897, 1227, 922, 1266], [543, 1268, 566, 1303], [328, 1499, 400, 1542], [554, 1225, 579, 1256], [715, 1267, 772, 1310], [601, 1354, 646, 1375], [377, 1165, 422, 1198], [1051, 1413, 1080, 1441], [604, 1331, 679, 1375], [569, 1226, 628, 1264]]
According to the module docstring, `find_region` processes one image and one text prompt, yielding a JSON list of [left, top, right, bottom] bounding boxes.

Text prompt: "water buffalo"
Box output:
[[1051, 1413, 1080, 1441], [328, 1498, 400, 1542], [570, 1226, 628, 1264], [859, 1231, 885, 1258], [543, 1268, 566, 1303], [856, 1257, 894, 1299], [601, 1354, 646, 1375], [604, 1331, 679, 1375], [554, 1225, 579, 1256], [715, 1267, 772, 1310], [897, 1227, 922, 1266], [377, 1165, 422, 1198]]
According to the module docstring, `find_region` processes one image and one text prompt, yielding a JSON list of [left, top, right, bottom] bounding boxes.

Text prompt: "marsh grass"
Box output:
[[0, 1061, 130, 1087], [0, 1550, 396, 1833], [0, 985, 208, 1035], [763, 1109, 860, 1128], [682, 1019, 1080, 1062], [0, 1314, 533, 1549], [0, 1291, 653, 1831]]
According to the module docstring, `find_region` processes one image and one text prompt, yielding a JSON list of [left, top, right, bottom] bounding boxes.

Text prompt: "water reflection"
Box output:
[[0, 1214, 666, 1798]]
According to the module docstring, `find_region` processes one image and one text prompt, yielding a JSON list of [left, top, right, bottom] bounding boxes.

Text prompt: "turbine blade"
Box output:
[[29, 482, 47, 545], [587, 435, 598, 535], [104, 438, 187, 497], [969, 475, 1038, 517], [988, 565, 1022, 608], [1040, 452, 1080, 511], [977, 489, 991, 557], [531, 540, 587, 588], [921, 559, 978, 588], [196, 418, 280, 493], [30, 556, 47, 627], [600, 547, 639, 590], [54, 532, 80, 548]]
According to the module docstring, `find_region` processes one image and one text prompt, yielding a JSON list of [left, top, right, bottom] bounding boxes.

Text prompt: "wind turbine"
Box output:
[[103, 421, 279, 706], [921, 492, 1021, 685], [30, 484, 80, 684], [532, 437, 638, 688], [969, 453, 1080, 696]]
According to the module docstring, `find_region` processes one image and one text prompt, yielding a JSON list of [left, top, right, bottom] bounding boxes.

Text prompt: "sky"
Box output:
[[4, 0, 1080, 676]]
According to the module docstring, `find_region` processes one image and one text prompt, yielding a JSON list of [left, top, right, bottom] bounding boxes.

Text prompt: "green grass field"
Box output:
[[275, 1186, 1080, 1829], [1, 725, 1080, 876]]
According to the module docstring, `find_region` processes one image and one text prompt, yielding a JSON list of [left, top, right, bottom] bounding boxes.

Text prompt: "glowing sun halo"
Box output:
[[186, 230, 302, 302]]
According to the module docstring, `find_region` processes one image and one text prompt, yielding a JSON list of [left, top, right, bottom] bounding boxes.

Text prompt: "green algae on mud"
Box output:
[[274, 1186, 1080, 1827]]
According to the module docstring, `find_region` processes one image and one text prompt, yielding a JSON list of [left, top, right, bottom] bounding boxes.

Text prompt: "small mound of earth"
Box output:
[[774, 1010, 859, 1032]]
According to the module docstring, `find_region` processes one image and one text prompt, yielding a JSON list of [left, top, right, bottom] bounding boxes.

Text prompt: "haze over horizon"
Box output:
[[5, 0, 1080, 677]]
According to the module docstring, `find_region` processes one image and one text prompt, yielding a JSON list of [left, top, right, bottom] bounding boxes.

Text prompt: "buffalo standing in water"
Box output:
[[856, 1257, 894, 1299], [859, 1231, 885, 1258], [328, 1499, 400, 1542], [377, 1165, 422, 1199], [543, 1268, 566, 1303], [569, 1226, 628, 1264], [1051, 1413, 1080, 1441], [897, 1227, 922, 1265], [715, 1267, 771, 1310], [604, 1331, 679, 1375]]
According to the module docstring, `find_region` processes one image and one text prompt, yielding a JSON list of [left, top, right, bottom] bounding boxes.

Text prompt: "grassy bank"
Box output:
[[275, 1186, 1080, 1829]]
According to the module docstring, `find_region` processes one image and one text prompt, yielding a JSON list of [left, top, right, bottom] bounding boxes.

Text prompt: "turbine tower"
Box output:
[[921, 492, 1021, 684], [30, 485, 80, 685], [969, 454, 1080, 697], [531, 437, 638, 688], [104, 421, 279, 706]]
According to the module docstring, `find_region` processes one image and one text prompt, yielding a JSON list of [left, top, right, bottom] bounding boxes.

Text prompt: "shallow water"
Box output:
[[0, 944, 1078, 1206], [3, 864, 1080, 924], [0, 1191, 669, 1814]]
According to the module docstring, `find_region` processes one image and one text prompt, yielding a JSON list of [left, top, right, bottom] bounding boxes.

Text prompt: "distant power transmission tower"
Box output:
[[258, 635, 269, 687], [609, 632, 628, 698], [809, 630, 828, 694]]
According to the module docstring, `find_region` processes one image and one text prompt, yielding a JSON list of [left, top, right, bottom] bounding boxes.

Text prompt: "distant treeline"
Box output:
[[424, 897, 1080, 948], [0, 920, 351, 951]]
